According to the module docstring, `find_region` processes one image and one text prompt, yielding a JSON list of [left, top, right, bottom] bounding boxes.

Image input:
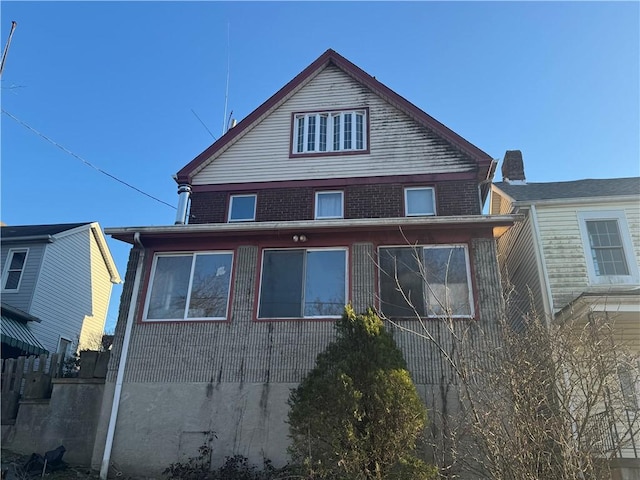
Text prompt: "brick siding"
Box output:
[[188, 180, 480, 224]]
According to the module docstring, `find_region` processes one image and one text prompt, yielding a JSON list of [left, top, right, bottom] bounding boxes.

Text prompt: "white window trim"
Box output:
[[57, 336, 74, 360], [577, 210, 639, 285], [404, 187, 436, 216], [228, 194, 257, 222], [1, 248, 29, 292], [257, 247, 349, 320], [292, 109, 367, 154], [315, 191, 344, 219], [142, 251, 234, 322], [377, 243, 475, 318]]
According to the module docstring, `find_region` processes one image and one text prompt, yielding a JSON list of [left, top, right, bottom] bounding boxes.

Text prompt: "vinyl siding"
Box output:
[[0, 242, 45, 313], [78, 230, 113, 350], [192, 65, 477, 186], [496, 212, 546, 326], [536, 201, 640, 312], [29, 229, 95, 354]]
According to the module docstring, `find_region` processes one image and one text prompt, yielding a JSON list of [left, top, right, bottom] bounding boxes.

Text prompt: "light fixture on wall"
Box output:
[[293, 234, 307, 243]]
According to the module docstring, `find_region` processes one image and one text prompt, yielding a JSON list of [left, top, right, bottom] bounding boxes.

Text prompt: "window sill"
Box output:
[[289, 149, 370, 159]]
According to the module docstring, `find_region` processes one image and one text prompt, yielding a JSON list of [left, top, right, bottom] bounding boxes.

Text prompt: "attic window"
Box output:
[[292, 109, 368, 155], [2, 248, 28, 292]]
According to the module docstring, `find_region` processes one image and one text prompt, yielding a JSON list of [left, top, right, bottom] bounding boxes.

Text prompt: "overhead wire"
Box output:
[[2, 109, 177, 210]]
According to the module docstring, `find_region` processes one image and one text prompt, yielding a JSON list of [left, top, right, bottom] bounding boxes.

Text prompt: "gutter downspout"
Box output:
[[100, 232, 145, 480]]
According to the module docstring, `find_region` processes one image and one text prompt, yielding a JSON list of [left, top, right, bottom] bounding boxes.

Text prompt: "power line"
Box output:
[[2, 109, 177, 210]]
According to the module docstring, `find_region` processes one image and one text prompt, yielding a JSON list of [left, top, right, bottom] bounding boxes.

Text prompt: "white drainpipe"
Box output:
[[100, 233, 145, 480]]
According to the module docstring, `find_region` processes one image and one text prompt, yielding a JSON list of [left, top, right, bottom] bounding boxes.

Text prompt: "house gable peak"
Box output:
[[175, 49, 493, 185]]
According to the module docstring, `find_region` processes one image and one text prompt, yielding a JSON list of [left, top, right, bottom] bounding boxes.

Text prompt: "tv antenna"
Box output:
[[0, 21, 18, 78]]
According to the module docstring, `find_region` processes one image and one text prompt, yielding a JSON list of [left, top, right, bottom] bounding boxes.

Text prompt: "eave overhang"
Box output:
[[176, 49, 494, 185], [106, 214, 521, 245], [554, 288, 640, 324]]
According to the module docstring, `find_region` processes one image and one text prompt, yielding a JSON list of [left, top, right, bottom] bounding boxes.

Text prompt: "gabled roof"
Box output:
[[1, 222, 121, 284], [1, 222, 90, 239], [494, 177, 640, 203], [176, 48, 494, 185]]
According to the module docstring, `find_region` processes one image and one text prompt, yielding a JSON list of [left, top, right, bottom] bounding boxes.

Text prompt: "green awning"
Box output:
[[1, 315, 48, 356]]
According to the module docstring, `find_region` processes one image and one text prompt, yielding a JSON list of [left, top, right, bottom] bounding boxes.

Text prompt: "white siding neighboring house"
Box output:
[[1, 222, 121, 357], [490, 151, 640, 463]]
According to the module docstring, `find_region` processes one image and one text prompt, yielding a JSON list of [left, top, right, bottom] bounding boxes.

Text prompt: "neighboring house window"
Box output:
[[379, 245, 473, 318], [228, 194, 257, 222], [293, 110, 367, 154], [315, 191, 344, 219], [577, 211, 638, 285], [258, 248, 347, 319], [2, 248, 28, 291], [58, 337, 72, 361], [405, 187, 436, 216], [144, 252, 233, 321]]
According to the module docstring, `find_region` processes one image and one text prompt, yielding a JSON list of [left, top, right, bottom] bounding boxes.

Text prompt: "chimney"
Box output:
[[501, 150, 526, 184]]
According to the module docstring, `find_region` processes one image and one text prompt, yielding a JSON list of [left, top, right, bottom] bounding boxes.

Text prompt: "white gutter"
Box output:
[[100, 233, 145, 480], [105, 214, 521, 237], [530, 205, 554, 325]]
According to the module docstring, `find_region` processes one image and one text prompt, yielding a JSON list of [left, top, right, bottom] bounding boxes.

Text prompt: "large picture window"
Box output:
[[2, 248, 28, 292], [379, 245, 473, 318], [293, 110, 367, 154], [258, 248, 347, 319], [144, 252, 233, 321]]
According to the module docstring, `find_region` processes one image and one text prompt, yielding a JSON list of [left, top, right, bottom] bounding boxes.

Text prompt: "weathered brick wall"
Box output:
[[256, 188, 314, 221], [188, 180, 480, 224], [437, 180, 481, 215]]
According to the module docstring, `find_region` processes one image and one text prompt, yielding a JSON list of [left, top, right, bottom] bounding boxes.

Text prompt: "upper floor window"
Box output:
[[228, 194, 256, 222], [578, 211, 638, 285], [293, 110, 367, 155], [143, 251, 233, 321], [2, 248, 28, 292], [405, 187, 436, 216], [258, 248, 347, 319], [315, 191, 344, 219], [378, 244, 473, 318]]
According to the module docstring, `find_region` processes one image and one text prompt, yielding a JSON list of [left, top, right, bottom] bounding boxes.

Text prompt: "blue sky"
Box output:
[[2, 1, 638, 331]]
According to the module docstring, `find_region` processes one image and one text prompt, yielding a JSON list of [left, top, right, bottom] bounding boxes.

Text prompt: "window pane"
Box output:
[[424, 247, 471, 316], [304, 250, 346, 316], [333, 115, 340, 150], [319, 115, 327, 152], [187, 253, 233, 318], [296, 117, 304, 153], [355, 113, 364, 149], [9, 251, 26, 270], [587, 220, 629, 276], [406, 188, 435, 216], [316, 192, 343, 218], [307, 116, 316, 151], [379, 247, 425, 317], [344, 114, 352, 149], [4, 271, 21, 290], [229, 195, 256, 221], [259, 250, 304, 318], [147, 256, 192, 319]]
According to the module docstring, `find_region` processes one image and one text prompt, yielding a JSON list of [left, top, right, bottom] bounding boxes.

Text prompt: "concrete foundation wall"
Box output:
[[2, 379, 105, 465]]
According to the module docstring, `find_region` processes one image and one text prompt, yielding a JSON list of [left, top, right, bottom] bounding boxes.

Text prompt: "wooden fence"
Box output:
[[1, 353, 61, 423]]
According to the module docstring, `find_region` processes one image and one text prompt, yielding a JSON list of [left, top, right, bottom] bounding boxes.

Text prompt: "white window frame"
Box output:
[[378, 244, 474, 318], [293, 109, 367, 154], [257, 247, 349, 320], [1, 248, 29, 292], [143, 251, 234, 322], [577, 210, 639, 285], [57, 336, 73, 361], [315, 191, 344, 219], [404, 187, 436, 216], [228, 194, 257, 222]]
